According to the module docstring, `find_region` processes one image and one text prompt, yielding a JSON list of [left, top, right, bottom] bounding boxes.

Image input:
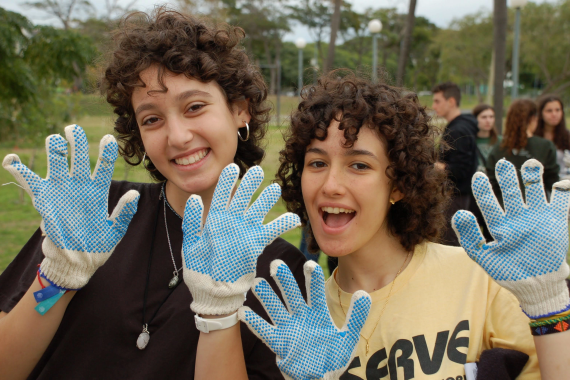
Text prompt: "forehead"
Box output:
[[545, 100, 562, 109], [131, 65, 225, 105], [433, 92, 445, 101], [307, 120, 386, 154]]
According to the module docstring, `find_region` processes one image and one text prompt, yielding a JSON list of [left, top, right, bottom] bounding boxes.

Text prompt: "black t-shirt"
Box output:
[[0, 180, 307, 379]]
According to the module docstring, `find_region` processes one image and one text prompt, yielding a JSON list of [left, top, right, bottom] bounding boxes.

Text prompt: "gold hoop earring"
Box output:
[[238, 122, 250, 142]]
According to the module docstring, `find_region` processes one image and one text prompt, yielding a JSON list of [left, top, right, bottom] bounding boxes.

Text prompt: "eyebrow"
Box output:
[[306, 147, 378, 160], [134, 90, 214, 117]]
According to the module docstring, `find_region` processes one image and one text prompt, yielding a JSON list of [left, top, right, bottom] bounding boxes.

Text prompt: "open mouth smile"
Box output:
[[321, 206, 356, 230]]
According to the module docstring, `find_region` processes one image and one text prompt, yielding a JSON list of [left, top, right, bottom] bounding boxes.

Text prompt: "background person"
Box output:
[[0, 9, 305, 380], [535, 94, 570, 180], [486, 99, 559, 205], [431, 82, 479, 246], [472, 104, 500, 173]]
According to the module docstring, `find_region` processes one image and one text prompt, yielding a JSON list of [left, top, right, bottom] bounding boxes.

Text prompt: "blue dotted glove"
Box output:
[[238, 260, 371, 380], [452, 159, 570, 319], [2, 125, 140, 290], [182, 164, 301, 315]]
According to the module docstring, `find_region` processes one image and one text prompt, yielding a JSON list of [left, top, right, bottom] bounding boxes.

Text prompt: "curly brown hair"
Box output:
[[535, 94, 570, 151], [277, 71, 451, 253], [102, 8, 270, 181], [502, 99, 537, 152]]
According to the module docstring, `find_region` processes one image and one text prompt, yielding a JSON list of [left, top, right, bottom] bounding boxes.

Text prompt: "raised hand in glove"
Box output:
[[2, 125, 140, 313], [452, 159, 570, 319], [182, 164, 301, 316], [239, 260, 371, 380]]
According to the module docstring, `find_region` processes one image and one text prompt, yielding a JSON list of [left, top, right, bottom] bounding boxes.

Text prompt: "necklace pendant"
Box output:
[[137, 325, 150, 350], [168, 274, 180, 289]]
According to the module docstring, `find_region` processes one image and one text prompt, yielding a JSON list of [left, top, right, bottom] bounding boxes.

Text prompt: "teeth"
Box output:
[[175, 149, 208, 165], [321, 206, 355, 214]]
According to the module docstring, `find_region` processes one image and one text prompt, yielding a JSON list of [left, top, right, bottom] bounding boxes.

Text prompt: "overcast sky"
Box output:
[[0, 0, 558, 41]]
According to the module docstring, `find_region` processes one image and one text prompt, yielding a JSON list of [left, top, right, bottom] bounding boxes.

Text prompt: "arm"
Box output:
[[542, 142, 560, 192], [0, 277, 75, 379], [443, 127, 477, 184], [183, 164, 300, 380], [453, 159, 570, 378], [0, 125, 139, 379]]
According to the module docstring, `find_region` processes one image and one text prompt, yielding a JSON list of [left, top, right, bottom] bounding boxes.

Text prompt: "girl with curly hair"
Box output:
[[239, 72, 570, 380], [0, 8, 304, 379], [487, 99, 559, 205]]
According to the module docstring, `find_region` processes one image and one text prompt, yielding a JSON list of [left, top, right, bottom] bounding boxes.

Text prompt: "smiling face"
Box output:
[[301, 122, 403, 257], [131, 66, 249, 208], [477, 108, 495, 133], [542, 100, 563, 128]]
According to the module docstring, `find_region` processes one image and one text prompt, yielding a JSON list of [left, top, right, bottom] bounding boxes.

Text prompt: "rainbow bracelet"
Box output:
[[530, 312, 570, 336]]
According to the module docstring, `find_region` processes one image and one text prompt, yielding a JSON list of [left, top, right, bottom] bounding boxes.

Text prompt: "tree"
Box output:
[[520, 1, 570, 94], [493, 0, 507, 134], [324, 0, 342, 73], [23, 0, 93, 30], [436, 12, 493, 102], [396, 0, 417, 86], [0, 7, 95, 142], [287, 0, 333, 68]]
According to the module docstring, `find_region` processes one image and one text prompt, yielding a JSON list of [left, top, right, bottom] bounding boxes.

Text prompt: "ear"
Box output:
[[448, 97, 457, 108], [231, 98, 251, 129], [390, 186, 404, 203]]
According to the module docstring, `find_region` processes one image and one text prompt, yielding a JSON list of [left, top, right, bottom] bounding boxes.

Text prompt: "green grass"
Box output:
[[0, 115, 305, 273]]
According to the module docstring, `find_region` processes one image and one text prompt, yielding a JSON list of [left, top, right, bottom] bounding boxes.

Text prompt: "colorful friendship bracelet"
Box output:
[[530, 313, 570, 328], [33, 270, 69, 315]]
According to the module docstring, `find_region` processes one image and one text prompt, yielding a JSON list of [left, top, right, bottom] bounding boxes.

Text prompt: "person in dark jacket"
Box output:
[[487, 99, 559, 205], [431, 82, 479, 246]]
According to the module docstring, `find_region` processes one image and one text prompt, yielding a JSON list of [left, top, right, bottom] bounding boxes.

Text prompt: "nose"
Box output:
[[321, 167, 346, 198], [166, 116, 194, 149]]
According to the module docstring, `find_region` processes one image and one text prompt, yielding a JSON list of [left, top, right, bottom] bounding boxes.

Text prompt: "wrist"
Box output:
[[195, 312, 239, 333]]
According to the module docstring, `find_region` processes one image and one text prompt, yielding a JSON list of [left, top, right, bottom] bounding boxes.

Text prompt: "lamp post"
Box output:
[[511, 0, 527, 99], [295, 38, 307, 96], [368, 19, 382, 83]]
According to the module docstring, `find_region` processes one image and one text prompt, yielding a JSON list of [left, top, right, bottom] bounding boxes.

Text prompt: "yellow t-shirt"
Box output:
[[326, 242, 539, 380]]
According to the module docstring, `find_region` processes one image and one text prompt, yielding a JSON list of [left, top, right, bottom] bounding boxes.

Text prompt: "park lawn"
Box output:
[[0, 115, 303, 273]]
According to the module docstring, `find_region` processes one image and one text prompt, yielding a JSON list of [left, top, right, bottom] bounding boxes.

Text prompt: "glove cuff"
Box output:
[[184, 268, 251, 315], [40, 237, 111, 289], [499, 262, 570, 319]]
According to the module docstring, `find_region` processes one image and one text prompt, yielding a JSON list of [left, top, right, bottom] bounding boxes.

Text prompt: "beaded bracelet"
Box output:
[[530, 313, 570, 336]]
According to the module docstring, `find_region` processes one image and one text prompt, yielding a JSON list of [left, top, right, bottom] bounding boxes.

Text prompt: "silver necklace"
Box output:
[[162, 185, 183, 289]]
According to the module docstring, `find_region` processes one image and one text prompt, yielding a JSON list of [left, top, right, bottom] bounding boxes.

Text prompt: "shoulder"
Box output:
[[107, 180, 161, 211], [257, 238, 307, 296], [422, 242, 492, 280], [258, 238, 306, 275]]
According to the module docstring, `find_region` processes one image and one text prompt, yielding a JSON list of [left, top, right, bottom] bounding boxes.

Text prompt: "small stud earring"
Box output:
[[390, 198, 395, 205]]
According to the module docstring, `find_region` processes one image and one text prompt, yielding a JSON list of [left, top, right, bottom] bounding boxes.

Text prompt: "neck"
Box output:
[[477, 130, 490, 138], [165, 181, 213, 219], [544, 124, 556, 133], [445, 108, 462, 123], [527, 130, 534, 138], [335, 233, 410, 294]]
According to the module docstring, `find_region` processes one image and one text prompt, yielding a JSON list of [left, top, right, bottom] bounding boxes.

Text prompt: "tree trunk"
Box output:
[[486, 51, 495, 105], [324, 0, 342, 73], [396, 0, 417, 86], [493, 0, 507, 135]]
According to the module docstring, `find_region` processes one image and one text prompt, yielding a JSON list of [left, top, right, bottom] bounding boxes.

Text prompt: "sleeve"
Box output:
[[483, 286, 540, 380], [0, 228, 44, 313], [443, 126, 477, 185], [542, 142, 560, 191], [242, 237, 307, 380]]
